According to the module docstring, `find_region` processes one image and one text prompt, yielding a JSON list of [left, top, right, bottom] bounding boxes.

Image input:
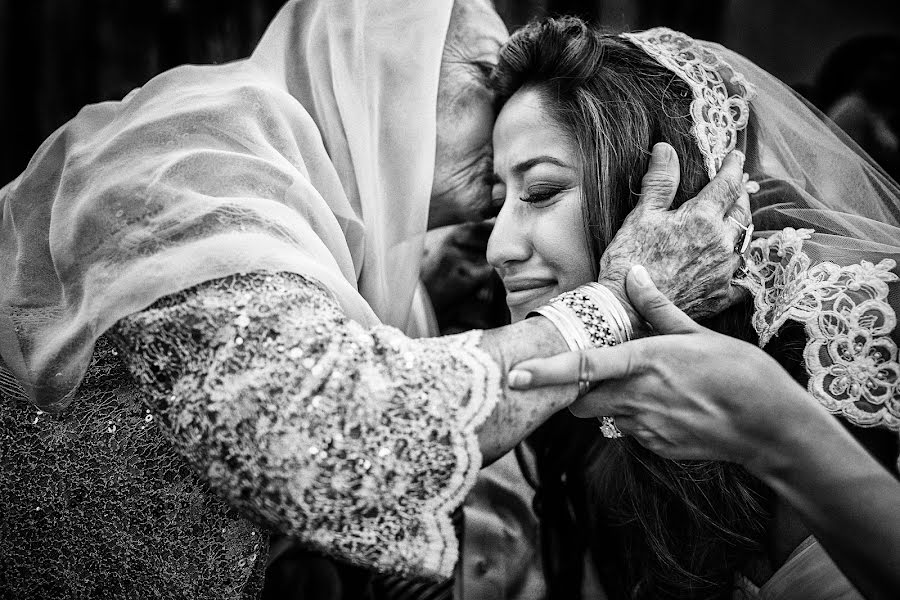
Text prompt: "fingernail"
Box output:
[[508, 369, 533, 389], [652, 142, 673, 166], [631, 265, 652, 287], [732, 149, 746, 168]]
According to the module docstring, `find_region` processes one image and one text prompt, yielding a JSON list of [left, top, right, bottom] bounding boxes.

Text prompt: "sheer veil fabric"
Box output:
[[0, 0, 451, 411], [625, 29, 900, 433]]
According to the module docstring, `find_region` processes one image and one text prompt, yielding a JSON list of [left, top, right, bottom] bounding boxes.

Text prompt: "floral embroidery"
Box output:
[[736, 228, 899, 430], [112, 272, 501, 579], [622, 27, 754, 180]]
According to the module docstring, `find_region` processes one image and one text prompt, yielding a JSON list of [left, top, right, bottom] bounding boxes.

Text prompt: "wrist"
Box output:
[[742, 386, 843, 483], [596, 277, 644, 337]]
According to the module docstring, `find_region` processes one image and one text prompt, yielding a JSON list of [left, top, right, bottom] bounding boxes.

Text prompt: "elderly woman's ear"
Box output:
[[429, 0, 509, 229]]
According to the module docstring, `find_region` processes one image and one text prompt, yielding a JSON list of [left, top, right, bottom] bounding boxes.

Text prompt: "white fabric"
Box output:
[[622, 29, 755, 181], [625, 28, 900, 432], [733, 536, 863, 600], [0, 0, 451, 411]]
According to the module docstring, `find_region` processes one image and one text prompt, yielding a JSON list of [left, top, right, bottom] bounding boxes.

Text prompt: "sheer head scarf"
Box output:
[[0, 0, 452, 411], [623, 28, 900, 431]]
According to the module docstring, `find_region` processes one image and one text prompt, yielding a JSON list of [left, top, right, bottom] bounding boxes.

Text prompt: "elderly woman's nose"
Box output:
[[486, 202, 530, 268]]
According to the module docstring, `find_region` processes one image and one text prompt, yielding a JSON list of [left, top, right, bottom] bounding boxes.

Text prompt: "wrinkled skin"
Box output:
[[429, 0, 509, 229], [596, 145, 750, 321]]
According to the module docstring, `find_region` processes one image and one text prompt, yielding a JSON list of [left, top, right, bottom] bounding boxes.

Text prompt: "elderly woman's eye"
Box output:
[[471, 60, 495, 83]]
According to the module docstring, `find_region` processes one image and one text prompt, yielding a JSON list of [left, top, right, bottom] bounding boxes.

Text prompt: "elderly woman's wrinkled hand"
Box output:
[[597, 143, 751, 321], [509, 265, 818, 469]]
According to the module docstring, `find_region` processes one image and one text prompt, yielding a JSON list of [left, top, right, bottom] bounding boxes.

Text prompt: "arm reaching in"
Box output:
[[111, 271, 570, 579], [509, 265, 900, 599], [109, 144, 748, 579]]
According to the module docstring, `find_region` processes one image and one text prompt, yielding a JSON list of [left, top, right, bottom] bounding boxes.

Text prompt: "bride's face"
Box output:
[[488, 88, 594, 323]]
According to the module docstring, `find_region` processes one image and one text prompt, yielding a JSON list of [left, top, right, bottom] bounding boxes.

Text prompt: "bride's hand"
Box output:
[[510, 267, 900, 600], [509, 265, 817, 468], [597, 142, 751, 322]]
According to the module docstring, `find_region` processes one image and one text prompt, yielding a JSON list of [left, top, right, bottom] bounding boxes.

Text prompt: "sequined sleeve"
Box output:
[[109, 271, 501, 579]]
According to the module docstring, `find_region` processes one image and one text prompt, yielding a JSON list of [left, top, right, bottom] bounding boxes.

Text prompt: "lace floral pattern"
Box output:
[[736, 228, 900, 430], [622, 27, 755, 180], [111, 271, 501, 579]]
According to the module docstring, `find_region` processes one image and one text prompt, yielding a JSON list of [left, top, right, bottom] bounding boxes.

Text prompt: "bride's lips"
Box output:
[[503, 277, 557, 308]]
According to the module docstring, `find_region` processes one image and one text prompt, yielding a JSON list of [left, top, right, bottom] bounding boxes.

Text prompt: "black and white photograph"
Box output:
[[1, 1, 899, 599]]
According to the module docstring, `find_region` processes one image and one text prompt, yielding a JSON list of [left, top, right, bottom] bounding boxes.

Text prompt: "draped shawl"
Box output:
[[0, 0, 451, 411]]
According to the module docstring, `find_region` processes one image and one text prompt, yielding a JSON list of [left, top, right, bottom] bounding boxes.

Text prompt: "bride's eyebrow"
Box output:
[[512, 155, 573, 174]]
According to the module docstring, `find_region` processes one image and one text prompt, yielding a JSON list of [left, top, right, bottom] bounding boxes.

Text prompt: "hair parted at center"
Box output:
[[491, 17, 772, 600]]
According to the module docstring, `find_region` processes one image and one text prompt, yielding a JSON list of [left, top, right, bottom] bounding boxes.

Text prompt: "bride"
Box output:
[[487, 18, 900, 600]]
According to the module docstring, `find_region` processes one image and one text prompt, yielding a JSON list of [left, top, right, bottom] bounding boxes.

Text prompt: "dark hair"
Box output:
[[492, 18, 771, 599]]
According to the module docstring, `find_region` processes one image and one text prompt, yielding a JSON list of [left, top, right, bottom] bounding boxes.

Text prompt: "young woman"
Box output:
[[488, 18, 900, 600]]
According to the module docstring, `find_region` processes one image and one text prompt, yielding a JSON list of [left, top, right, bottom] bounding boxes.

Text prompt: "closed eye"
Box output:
[[520, 186, 565, 205], [470, 60, 495, 84]]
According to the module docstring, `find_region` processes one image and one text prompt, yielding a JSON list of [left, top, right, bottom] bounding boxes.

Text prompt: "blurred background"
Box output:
[[1, 0, 899, 186]]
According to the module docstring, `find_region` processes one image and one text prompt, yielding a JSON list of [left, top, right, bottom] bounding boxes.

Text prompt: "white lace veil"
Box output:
[[623, 29, 900, 431], [0, 0, 452, 411]]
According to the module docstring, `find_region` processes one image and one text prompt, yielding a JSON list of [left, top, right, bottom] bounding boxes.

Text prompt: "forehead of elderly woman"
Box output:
[[429, 0, 508, 229]]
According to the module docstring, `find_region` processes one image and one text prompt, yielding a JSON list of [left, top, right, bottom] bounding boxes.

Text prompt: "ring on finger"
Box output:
[[598, 416, 624, 439], [728, 215, 754, 255], [578, 351, 592, 397], [735, 252, 748, 276]]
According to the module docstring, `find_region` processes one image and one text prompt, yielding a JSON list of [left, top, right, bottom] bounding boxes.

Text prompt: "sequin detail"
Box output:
[[0, 337, 266, 600], [111, 271, 501, 579]]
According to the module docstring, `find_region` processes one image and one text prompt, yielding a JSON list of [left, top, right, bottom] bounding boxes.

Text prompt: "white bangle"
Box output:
[[528, 283, 632, 398], [530, 304, 589, 352]]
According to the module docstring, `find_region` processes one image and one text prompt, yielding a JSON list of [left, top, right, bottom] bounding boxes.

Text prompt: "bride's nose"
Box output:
[[486, 199, 531, 269]]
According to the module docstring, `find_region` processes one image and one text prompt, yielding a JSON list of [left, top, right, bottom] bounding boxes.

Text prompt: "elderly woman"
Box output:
[[0, 2, 747, 599]]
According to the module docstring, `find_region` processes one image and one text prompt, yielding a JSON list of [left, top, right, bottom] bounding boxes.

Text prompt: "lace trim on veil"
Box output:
[[625, 28, 900, 431], [737, 229, 900, 430], [621, 27, 755, 180]]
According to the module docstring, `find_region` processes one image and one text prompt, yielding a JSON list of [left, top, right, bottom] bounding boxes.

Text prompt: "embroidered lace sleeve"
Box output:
[[735, 228, 900, 431], [109, 271, 501, 579]]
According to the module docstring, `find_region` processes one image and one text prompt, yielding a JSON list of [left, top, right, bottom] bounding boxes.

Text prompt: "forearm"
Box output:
[[750, 393, 900, 599], [477, 316, 576, 464], [110, 270, 579, 577], [111, 271, 506, 577]]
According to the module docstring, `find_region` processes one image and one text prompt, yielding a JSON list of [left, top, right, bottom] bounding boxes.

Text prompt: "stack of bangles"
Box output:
[[528, 282, 633, 439]]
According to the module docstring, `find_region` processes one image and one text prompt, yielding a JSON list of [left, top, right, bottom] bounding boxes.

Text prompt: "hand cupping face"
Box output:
[[510, 265, 806, 467], [598, 146, 751, 322]]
